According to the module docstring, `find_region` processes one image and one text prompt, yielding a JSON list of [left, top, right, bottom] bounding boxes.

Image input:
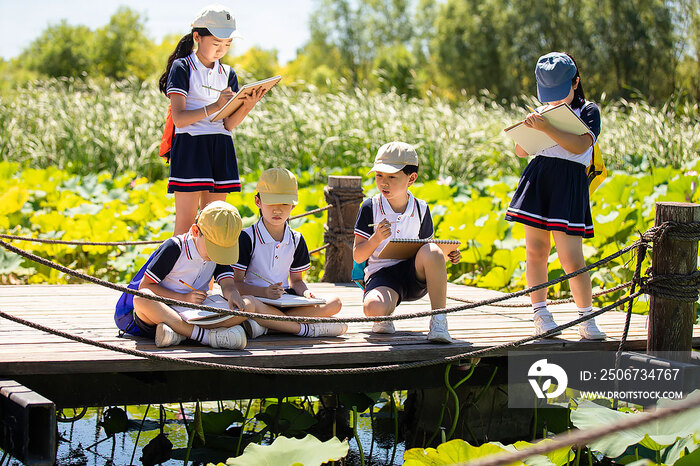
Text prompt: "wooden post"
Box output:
[[647, 202, 700, 354], [323, 176, 363, 283]]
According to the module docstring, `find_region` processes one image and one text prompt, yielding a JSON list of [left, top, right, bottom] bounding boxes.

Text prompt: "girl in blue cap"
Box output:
[[505, 52, 605, 340], [158, 4, 266, 235]]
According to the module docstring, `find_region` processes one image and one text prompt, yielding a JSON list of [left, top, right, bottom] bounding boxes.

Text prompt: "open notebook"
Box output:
[[210, 75, 282, 121], [172, 294, 233, 325], [503, 103, 591, 155], [258, 294, 326, 308], [376, 238, 461, 260]]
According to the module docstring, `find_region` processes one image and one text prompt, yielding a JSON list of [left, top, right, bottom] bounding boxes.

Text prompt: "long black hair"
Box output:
[[158, 28, 212, 95], [563, 52, 586, 109]]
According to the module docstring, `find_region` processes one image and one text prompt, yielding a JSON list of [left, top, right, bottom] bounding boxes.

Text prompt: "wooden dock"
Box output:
[[2, 283, 699, 407]]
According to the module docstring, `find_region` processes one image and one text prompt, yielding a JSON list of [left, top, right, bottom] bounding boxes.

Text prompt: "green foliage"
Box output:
[[25, 20, 94, 78], [222, 434, 348, 466], [570, 392, 700, 461], [254, 402, 318, 437]]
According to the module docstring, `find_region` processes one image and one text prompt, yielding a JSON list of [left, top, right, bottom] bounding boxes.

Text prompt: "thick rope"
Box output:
[[289, 204, 333, 221], [309, 244, 330, 255], [643, 221, 700, 244], [447, 281, 633, 308], [642, 270, 700, 302], [0, 233, 162, 246], [462, 391, 700, 466], [0, 238, 641, 323], [0, 291, 640, 376]]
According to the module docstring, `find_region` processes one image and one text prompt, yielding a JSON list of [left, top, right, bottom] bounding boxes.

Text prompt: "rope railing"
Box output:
[[0, 238, 641, 324], [0, 290, 643, 376]]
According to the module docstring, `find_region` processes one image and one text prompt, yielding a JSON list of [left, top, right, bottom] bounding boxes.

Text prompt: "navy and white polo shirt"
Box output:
[[233, 220, 311, 289], [536, 100, 601, 166], [166, 52, 239, 136], [143, 232, 235, 293], [354, 193, 433, 280]]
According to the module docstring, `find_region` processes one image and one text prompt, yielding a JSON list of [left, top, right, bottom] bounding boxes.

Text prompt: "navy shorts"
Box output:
[[168, 133, 241, 193], [363, 257, 428, 306], [133, 311, 157, 338]]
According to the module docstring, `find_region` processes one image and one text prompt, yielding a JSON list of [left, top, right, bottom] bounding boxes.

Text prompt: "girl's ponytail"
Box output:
[[158, 28, 212, 95], [564, 52, 586, 109]]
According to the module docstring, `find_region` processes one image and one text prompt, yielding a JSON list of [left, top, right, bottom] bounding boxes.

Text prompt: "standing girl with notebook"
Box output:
[[505, 52, 606, 340], [158, 4, 266, 235]]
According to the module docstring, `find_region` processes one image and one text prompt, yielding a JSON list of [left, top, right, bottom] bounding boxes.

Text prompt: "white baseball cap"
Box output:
[[192, 4, 241, 40], [368, 141, 419, 174]]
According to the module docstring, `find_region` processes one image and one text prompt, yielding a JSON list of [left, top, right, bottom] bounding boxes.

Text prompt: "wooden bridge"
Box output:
[[2, 282, 698, 408]]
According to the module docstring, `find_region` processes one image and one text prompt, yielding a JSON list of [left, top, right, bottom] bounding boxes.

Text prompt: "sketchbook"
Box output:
[[376, 238, 461, 260], [173, 294, 233, 324], [210, 75, 282, 121], [503, 103, 591, 155], [258, 294, 326, 308]]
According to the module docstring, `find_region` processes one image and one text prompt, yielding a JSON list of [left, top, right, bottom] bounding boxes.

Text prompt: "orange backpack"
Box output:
[[158, 104, 175, 163]]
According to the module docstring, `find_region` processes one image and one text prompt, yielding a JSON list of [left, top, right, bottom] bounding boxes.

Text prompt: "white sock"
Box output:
[[296, 323, 311, 337], [190, 325, 210, 345], [578, 306, 593, 317], [532, 301, 548, 314]]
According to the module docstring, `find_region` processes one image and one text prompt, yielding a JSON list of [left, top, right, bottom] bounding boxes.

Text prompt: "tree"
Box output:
[[231, 47, 280, 81], [24, 20, 94, 78], [93, 7, 156, 80]]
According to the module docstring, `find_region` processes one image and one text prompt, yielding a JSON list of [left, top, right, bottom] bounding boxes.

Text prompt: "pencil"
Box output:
[[179, 279, 196, 291], [368, 221, 398, 227], [249, 270, 277, 286], [527, 105, 538, 113], [202, 84, 225, 93]]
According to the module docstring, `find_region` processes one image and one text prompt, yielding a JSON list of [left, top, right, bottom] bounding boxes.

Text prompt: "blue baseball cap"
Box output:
[[535, 52, 577, 102]]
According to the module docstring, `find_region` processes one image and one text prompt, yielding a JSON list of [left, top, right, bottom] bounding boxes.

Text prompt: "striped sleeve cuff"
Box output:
[[143, 269, 160, 284], [167, 88, 187, 97], [232, 264, 247, 271], [354, 229, 371, 239], [216, 271, 234, 283], [290, 263, 311, 273]]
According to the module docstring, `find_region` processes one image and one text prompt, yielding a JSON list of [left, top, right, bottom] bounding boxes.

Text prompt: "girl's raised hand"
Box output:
[[265, 282, 285, 299], [216, 87, 235, 108], [448, 249, 461, 265], [183, 290, 208, 304]]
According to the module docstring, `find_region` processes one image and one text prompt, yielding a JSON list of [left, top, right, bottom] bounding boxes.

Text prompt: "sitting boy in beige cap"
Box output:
[[353, 141, 461, 343], [116, 201, 255, 349], [232, 168, 347, 339]]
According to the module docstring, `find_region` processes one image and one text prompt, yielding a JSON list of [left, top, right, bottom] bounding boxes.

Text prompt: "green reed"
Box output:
[[1, 78, 697, 183]]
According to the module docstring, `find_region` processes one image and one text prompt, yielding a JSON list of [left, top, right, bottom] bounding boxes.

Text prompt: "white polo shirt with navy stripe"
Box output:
[[233, 220, 311, 289], [166, 52, 239, 136], [535, 100, 601, 166], [354, 192, 433, 280], [144, 232, 234, 294]]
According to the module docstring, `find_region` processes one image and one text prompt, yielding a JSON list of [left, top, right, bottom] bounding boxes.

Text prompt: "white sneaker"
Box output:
[[533, 309, 562, 337], [427, 315, 453, 343], [242, 319, 268, 339], [371, 321, 396, 334], [579, 317, 607, 340], [307, 322, 348, 337], [155, 323, 185, 348], [209, 325, 247, 350]]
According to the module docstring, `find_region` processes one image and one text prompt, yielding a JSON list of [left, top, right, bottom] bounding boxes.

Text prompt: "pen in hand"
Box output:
[[202, 84, 225, 93], [527, 105, 538, 113], [179, 279, 197, 291]]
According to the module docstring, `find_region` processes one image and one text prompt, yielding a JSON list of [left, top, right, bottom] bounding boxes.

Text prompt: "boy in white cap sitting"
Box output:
[[353, 141, 461, 343], [115, 201, 253, 349]]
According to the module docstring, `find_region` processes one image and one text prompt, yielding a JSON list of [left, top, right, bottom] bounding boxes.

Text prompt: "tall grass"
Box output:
[[1, 78, 698, 183]]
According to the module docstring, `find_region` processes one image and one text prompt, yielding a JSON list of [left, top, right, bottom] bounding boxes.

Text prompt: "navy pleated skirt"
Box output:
[[168, 133, 241, 193], [505, 156, 594, 238]]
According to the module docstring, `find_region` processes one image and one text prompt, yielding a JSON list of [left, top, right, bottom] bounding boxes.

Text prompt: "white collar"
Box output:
[[254, 219, 292, 245], [184, 232, 205, 262], [378, 192, 417, 219]]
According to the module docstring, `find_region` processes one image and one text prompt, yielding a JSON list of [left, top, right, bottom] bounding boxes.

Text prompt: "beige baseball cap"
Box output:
[[256, 168, 299, 205], [368, 141, 419, 174], [196, 201, 242, 265], [192, 4, 240, 40]]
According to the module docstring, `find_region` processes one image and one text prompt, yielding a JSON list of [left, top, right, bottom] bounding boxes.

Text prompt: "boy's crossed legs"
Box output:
[[363, 243, 453, 343], [243, 296, 347, 339]]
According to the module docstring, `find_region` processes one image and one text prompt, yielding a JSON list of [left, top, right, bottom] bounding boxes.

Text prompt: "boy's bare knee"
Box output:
[[133, 289, 155, 307], [326, 296, 342, 315], [417, 243, 444, 264], [363, 299, 388, 317]]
